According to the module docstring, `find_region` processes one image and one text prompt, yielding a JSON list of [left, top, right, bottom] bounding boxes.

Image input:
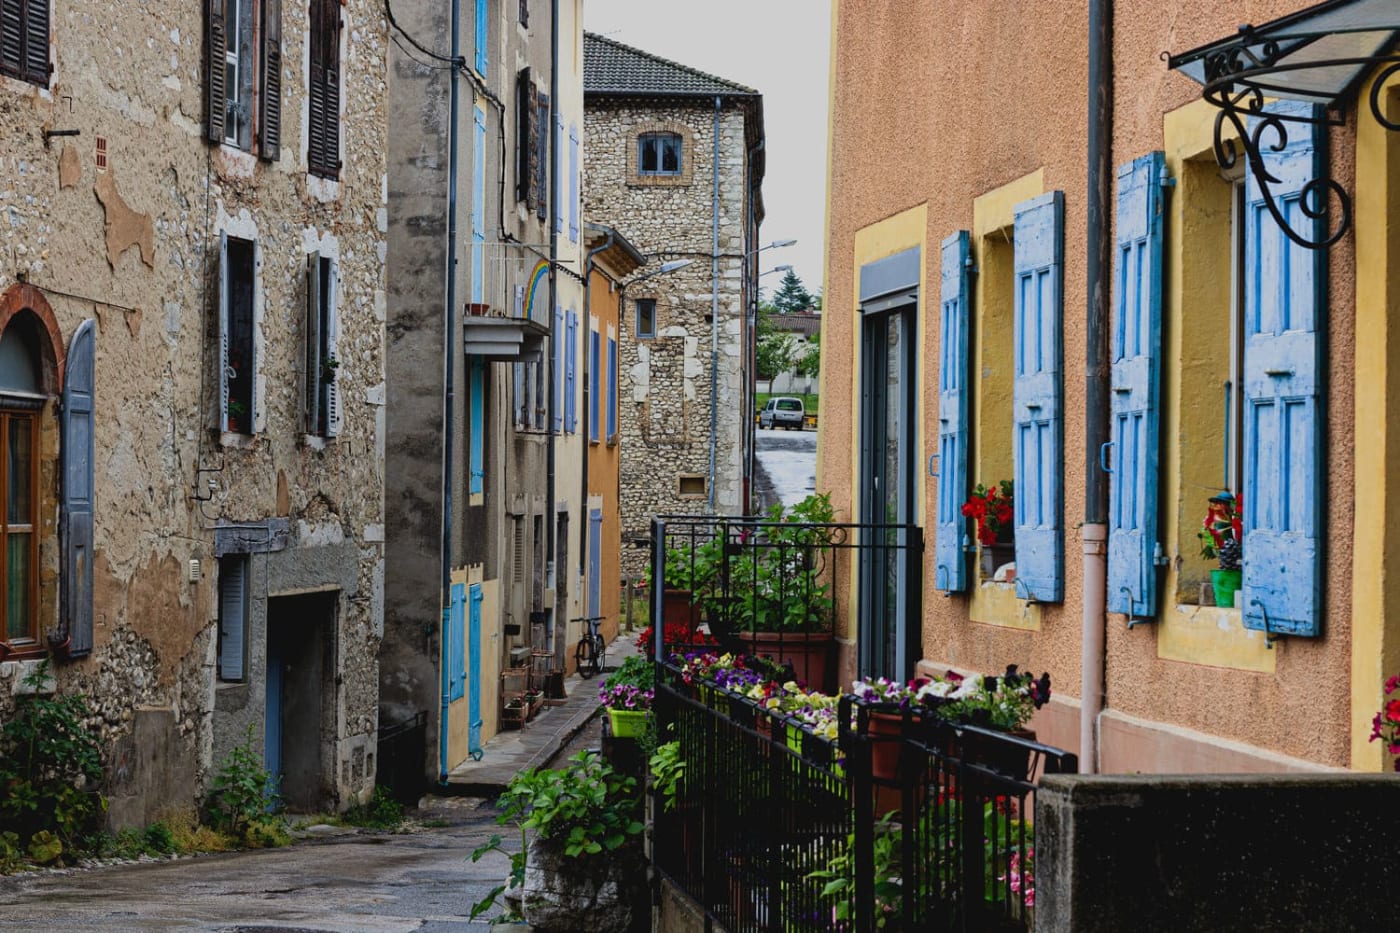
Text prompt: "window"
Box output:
[[638, 133, 682, 176], [0, 0, 50, 87], [636, 299, 656, 339], [217, 556, 249, 682], [219, 233, 257, 434], [565, 310, 577, 433], [606, 333, 617, 441], [307, 0, 341, 179], [205, 0, 281, 158], [515, 68, 535, 205], [0, 408, 38, 648], [304, 252, 339, 437], [678, 475, 706, 497], [589, 328, 600, 443], [534, 90, 549, 220]]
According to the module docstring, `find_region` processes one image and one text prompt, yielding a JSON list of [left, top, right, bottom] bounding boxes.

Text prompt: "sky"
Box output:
[[584, 0, 833, 298]]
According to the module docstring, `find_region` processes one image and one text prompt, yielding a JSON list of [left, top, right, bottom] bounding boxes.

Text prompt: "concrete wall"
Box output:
[[1037, 774, 1400, 932], [0, 0, 386, 820], [822, 0, 1363, 771], [584, 99, 755, 575]]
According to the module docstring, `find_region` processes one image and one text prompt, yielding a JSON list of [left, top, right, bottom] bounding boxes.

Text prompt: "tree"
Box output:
[[771, 269, 814, 314], [795, 330, 820, 380], [755, 309, 795, 389]]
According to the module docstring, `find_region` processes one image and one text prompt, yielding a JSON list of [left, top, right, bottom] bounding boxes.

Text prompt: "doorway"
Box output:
[[266, 591, 337, 812]]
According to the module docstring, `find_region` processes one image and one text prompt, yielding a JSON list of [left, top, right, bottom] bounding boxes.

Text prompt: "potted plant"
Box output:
[[1198, 491, 1243, 608], [598, 655, 654, 739], [1368, 673, 1400, 772], [962, 480, 1014, 578], [471, 751, 645, 931]]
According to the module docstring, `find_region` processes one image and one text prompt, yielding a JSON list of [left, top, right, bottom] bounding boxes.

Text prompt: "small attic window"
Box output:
[[638, 133, 682, 176]]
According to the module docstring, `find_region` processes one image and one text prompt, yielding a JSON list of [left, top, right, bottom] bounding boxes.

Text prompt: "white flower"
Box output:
[[951, 674, 984, 700]]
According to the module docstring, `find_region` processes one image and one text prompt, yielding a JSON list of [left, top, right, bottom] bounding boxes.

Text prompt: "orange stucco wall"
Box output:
[[823, 0, 1358, 771]]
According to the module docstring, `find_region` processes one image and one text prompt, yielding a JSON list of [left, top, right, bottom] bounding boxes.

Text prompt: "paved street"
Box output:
[[753, 425, 818, 511], [0, 799, 513, 932]]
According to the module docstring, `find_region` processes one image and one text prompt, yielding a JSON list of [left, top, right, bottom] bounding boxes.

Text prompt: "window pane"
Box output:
[[8, 417, 30, 526], [6, 533, 29, 640], [661, 138, 680, 173], [639, 138, 658, 173]]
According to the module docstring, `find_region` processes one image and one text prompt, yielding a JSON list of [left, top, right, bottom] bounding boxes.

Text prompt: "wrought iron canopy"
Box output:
[[1168, 0, 1400, 249]]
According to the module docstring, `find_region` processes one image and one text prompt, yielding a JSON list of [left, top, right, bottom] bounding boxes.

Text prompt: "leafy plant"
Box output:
[[242, 818, 291, 849], [962, 480, 1014, 546], [342, 785, 405, 830], [497, 751, 643, 858], [0, 661, 106, 858], [469, 831, 526, 922], [205, 725, 279, 836], [0, 831, 23, 873], [808, 813, 902, 929], [648, 741, 685, 813]]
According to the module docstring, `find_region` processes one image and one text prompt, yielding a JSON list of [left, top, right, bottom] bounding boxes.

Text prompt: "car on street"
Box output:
[[759, 396, 806, 430]]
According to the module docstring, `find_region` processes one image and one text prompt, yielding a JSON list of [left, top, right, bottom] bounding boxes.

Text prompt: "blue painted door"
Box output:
[[1242, 101, 1323, 638], [1012, 192, 1066, 603], [1107, 152, 1167, 618], [449, 582, 465, 701], [935, 231, 971, 593], [468, 584, 483, 756], [588, 508, 603, 619]]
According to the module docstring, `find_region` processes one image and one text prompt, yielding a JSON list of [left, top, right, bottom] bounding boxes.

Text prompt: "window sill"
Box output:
[[968, 580, 1041, 631], [1157, 603, 1275, 673], [301, 434, 334, 450], [219, 431, 258, 450]]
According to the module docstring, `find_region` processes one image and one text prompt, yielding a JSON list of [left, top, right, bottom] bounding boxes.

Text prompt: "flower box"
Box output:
[[608, 708, 650, 739]]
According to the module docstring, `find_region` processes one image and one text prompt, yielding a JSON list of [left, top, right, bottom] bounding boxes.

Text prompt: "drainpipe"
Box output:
[[544, 0, 559, 660], [1081, 0, 1113, 774], [439, 0, 463, 785], [707, 96, 721, 511], [581, 230, 616, 583]]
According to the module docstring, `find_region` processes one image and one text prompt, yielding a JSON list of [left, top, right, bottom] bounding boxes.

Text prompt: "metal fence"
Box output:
[[653, 664, 1078, 932]]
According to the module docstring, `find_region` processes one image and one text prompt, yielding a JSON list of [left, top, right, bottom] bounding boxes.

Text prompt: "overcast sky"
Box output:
[[584, 0, 833, 299]]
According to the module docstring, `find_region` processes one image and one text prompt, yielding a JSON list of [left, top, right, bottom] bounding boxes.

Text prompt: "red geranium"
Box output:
[[1369, 675, 1400, 771], [961, 481, 1014, 547]]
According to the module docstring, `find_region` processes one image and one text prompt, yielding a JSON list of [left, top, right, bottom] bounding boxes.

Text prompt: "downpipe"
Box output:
[[1080, 524, 1107, 771]]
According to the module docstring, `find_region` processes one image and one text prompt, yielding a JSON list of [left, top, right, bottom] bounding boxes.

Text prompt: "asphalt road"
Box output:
[[753, 425, 818, 512], [0, 798, 514, 932]]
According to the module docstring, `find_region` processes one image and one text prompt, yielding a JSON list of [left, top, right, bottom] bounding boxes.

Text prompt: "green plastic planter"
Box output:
[[608, 708, 650, 739]]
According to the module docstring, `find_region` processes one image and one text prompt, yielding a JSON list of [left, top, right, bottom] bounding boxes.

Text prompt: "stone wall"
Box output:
[[0, 0, 387, 820], [584, 99, 753, 575]]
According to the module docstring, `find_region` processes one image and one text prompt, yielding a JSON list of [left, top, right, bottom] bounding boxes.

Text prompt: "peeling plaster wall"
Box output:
[[0, 0, 388, 819], [584, 99, 753, 575]]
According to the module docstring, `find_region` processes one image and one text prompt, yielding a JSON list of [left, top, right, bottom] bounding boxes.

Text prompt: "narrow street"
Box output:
[[753, 426, 818, 511], [0, 800, 514, 932]]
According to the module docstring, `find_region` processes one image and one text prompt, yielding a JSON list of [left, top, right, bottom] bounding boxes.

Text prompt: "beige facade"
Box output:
[[822, 0, 1393, 773], [0, 0, 388, 821]]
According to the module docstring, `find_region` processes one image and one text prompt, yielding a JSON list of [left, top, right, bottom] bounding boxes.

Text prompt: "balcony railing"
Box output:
[[652, 660, 1077, 932]]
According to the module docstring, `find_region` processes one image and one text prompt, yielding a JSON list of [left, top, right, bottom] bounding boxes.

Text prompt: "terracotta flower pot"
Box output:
[[745, 631, 835, 693]]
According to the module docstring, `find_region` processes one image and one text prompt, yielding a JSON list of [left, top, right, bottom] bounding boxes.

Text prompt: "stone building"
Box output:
[[385, 0, 594, 782], [583, 33, 766, 574], [0, 0, 388, 822]]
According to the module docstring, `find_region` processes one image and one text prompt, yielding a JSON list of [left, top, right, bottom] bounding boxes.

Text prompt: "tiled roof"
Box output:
[[584, 32, 758, 98]]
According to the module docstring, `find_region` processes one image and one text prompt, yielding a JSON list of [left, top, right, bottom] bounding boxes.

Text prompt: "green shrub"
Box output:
[[206, 725, 279, 835], [342, 786, 405, 830], [242, 818, 291, 849]]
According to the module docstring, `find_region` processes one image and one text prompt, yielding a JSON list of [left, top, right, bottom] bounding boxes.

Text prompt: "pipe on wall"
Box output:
[[708, 96, 721, 511], [439, 0, 463, 785], [545, 0, 560, 661], [1081, 0, 1113, 774]]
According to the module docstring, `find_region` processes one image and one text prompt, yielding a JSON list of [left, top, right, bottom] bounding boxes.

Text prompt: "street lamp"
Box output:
[[628, 259, 693, 284], [760, 264, 794, 278]]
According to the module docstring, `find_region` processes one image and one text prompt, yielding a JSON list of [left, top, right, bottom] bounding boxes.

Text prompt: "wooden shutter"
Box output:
[[516, 68, 532, 203], [935, 231, 971, 594], [588, 509, 602, 618], [590, 328, 600, 442], [0, 0, 22, 79], [553, 305, 563, 433], [606, 336, 617, 440], [1012, 191, 1065, 603], [219, 557, 247, 681], [1242, 101, 1324, 638], [1107, 152, 1167, 618], [258, 0, 282, 160], [205, 0, 227, 143], [534, 91, 549, 220], [474, 0, 488, 75], [469, 359, 484, 495], [61, 319, 96, 658], [568, 124, 580, 242], [308, 0, 340, 178], [472, 104, 487, 304], [20, 0, 46, 85], [553, 114, 563, 236], [217, 231, 230, 431], [565, 311, 577, 433], [449, 582, 466, 700], [304, 251, 323, 434], [325, 258, 340, 437]]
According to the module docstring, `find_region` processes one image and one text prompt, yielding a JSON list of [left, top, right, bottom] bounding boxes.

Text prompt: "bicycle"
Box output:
[[572, 615, 606, 679]]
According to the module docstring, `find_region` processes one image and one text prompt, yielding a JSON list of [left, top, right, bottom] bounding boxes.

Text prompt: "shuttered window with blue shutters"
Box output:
[[218, 556, 248, 682], [473, 0, 488, 76], [61, 319, 96, 657], [472, 104, 487, 305], [568, 124, 580, 242], [449, 582, 466, 701], [590, 327, 600, 442], [606, 335, 617, 440], [553, 305, 564, 433], [1107, 152, 1167, 618], [469, 358, 484, 495], [935, 231, 971, 594], [1012, 192, 1065, 603], [565, 311, 577, 433], [1241, 101, 1324, 638]]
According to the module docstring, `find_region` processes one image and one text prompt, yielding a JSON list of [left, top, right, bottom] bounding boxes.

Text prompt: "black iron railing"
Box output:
[[652, 663, 1077, 932]]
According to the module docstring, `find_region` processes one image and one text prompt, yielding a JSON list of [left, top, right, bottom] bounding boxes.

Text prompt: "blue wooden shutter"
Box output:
[[61, 319, 96, 657], [606, 336, 617, 439], [588, 508, 602, 619], [1012, 191, 1065, 603], [568, 124, 580, 242], [449, 582, 466, 701], [468, 584, 483, 753], [590, 328, 600, 442], [472, 104, 487, 305], [935, 231, 971, 594], [1107, 152, 1167, 618], [218, 557, 247, 681], [553, 305, 564, 433], [565, 311, 577, 433], [1242, 101, 1324, 638], [469, 358, 484, 495], [473, 0, 487, 75], [554, 115, 564, 235]]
